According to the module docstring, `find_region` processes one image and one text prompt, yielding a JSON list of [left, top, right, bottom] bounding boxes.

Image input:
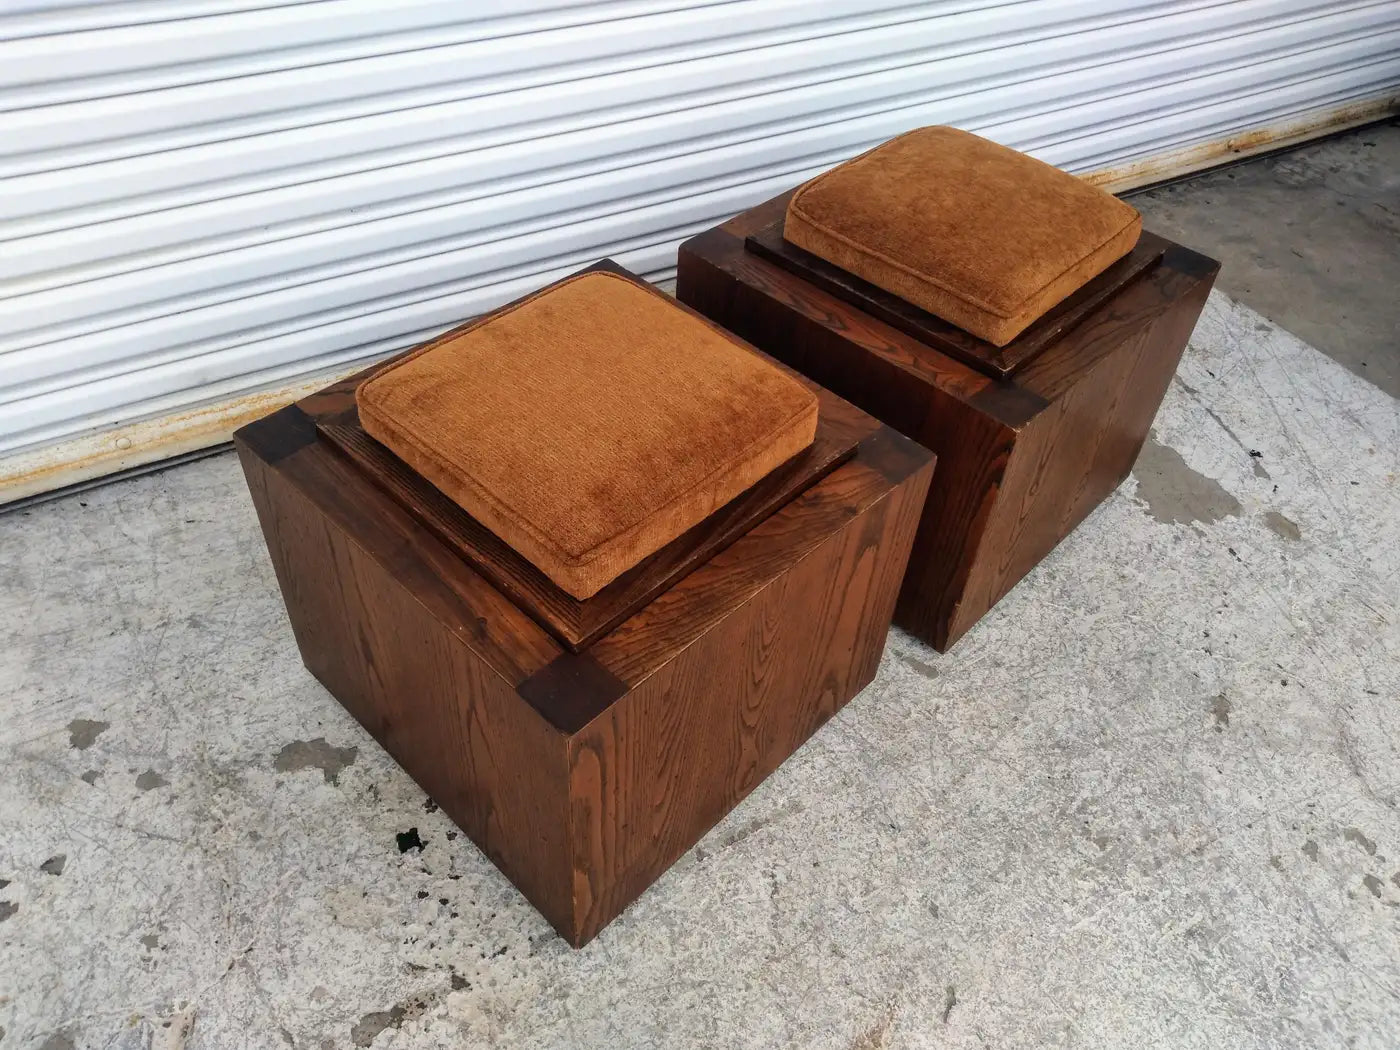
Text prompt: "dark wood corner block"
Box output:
[[677, 192, 1219, 652], [234, 267, 933, 947]]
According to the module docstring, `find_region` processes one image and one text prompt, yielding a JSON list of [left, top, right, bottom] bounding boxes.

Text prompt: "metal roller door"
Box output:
[[3, 0, 1398, 501]]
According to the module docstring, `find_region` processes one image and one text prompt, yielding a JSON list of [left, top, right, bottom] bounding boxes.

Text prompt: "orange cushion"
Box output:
[[357, 271, 818, 599], [784, 126, 1142, 346]]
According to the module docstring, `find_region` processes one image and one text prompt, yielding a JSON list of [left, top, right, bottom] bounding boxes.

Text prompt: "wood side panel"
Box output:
[[237, 444, 577, 934], [894, 403, 1017, 650], [948, 265, 1217, 643], [565, 459, 929, 945]]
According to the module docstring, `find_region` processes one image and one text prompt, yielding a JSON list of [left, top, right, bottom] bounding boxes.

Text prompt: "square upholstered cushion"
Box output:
[[356, 270, 819, 599], [784, 126, 1142, 346]]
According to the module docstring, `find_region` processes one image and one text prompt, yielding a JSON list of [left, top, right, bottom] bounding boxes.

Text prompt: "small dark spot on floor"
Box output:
[[38, 1032, 75, 1050], [397, 828, 425, 854], [1363, 874, 1385, 899], [1270, 855, 1284, 871], [139, 933, 160, 950], [80, 770, 101, 785], [39, 854, 66, 876], [350, 1005, 407, 1048], [0, 901, 17, 922], [135, 770, 169, 791], [1344, 827, 1378, 856], [1303, 839, 1320, 862], [445, 830, 458, 841], [273, 738, 359, 785], [416, 890, 429, 899], [1264, 510, 1301, 541], [0, 878, 9, 890], [422, 797, 439, 813], [896, 651, 940, 680], [1211, 693, 1231, 731], [450, 973, 470, 991], [67, 719, 110, 750], [943, 984, 957, 1024]]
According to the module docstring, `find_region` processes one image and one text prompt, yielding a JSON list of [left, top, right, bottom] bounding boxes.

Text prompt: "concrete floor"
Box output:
[[3, 135, 1400, 1049], [1130, 120, 1400, 398]]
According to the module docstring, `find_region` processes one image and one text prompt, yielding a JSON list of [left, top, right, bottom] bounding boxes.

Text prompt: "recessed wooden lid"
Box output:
[[355, 265, 819, 600], [748, 215, 1166, 380]]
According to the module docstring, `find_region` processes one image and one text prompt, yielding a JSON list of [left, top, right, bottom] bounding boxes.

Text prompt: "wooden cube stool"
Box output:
[[678, 165, 1218, 652], [235, 263, 933, 946]]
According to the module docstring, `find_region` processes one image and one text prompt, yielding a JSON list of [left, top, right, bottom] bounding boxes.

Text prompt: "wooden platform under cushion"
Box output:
[[234, 262, 935, 946], [312, 363, 862, 652]]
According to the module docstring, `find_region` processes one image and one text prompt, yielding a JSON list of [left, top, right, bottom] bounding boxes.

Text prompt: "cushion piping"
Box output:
[[787, 128, 1140, 320]]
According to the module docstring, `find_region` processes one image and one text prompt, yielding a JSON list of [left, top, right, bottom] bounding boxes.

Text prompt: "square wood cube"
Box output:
[[235, 263, 933, 945], [677, 193, 1219, 651]]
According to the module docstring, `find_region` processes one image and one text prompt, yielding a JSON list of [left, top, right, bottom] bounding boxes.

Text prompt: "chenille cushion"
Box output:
[[357, 271, 819, 600], [784, 126, 1142, 346]]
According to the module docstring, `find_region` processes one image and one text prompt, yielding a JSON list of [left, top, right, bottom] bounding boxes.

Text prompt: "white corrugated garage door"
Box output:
[[3, 0, 1398, 501]]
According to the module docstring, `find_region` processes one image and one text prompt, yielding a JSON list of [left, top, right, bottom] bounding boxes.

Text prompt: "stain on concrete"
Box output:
[[1270, 855, 1285, 871], [943, 985, 957, 1024], [273, 738, 359, 785], [0, 901, 17, 922], [896, 651, 941, 680], [1132, 437, 1241, 527], [396, 828, 424, 854], [39, 854, 66, 876], [80, 770, 101, 785], [136, 770, 169, 791], [1363, 874, 1385, 899], [38, 1032, 75, 1050], [1264, 510, 1301, 541], [850, 1002, 897, 1049], [67, 719, 109, 750], [1303, 839, 1321, 862], [0, 878, 8, 889], [1210, 694, 1231, 731], [140, 933, 160, 950], [152, 1006, 197, 1050], [450, 973, 470, 991], [351, 1005, 407, 1048], [1344, 827, 1378, 856]]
